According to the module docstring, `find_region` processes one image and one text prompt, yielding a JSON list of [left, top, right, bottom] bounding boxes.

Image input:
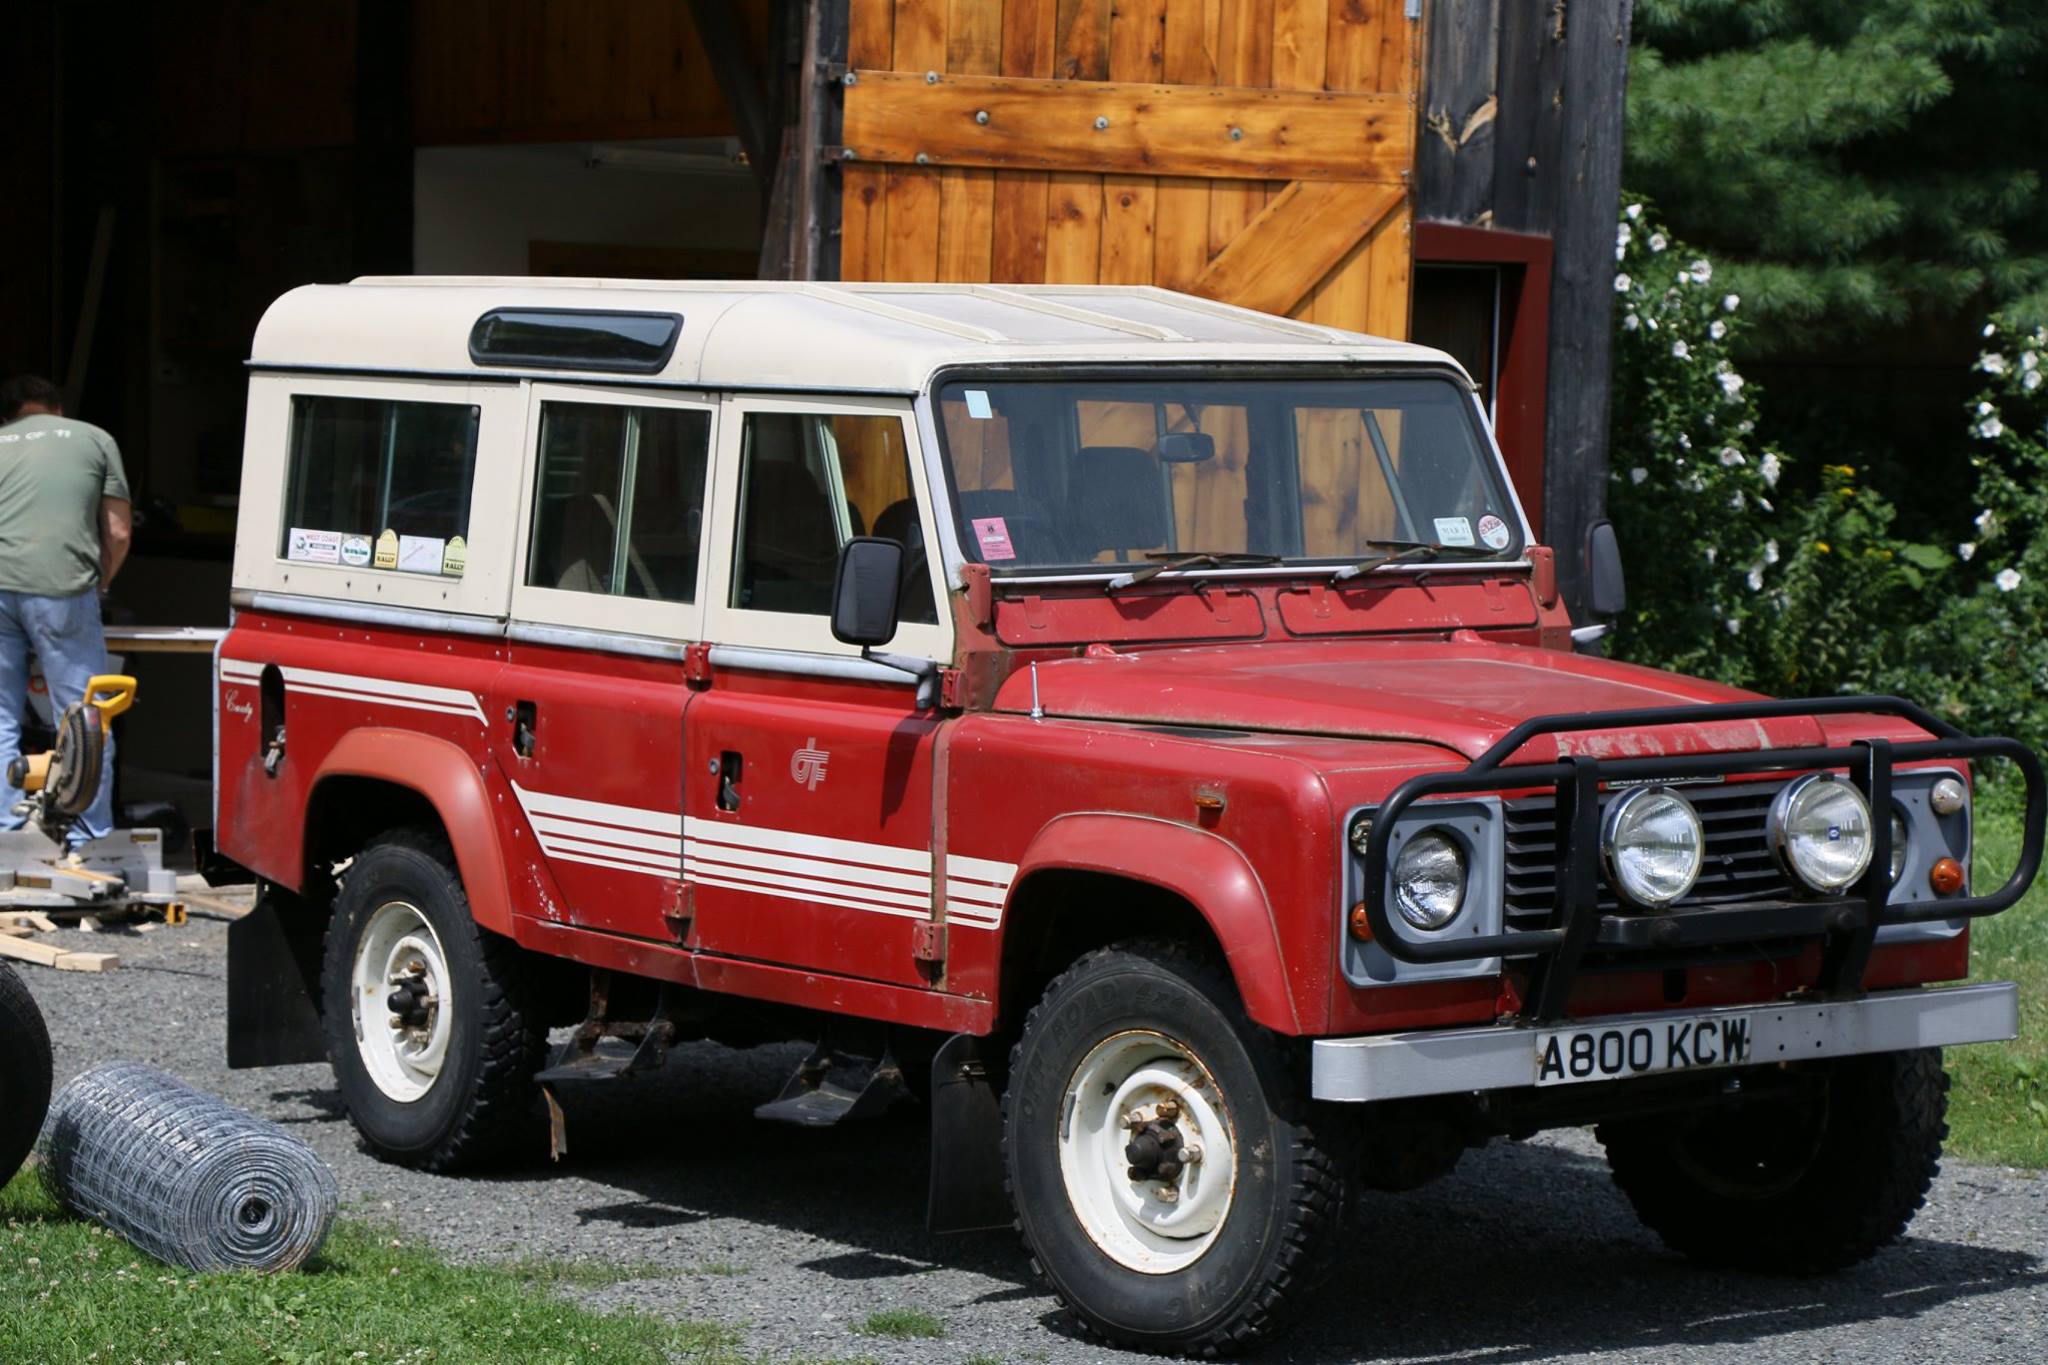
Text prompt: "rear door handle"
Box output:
[[510, 700, 537, 758]]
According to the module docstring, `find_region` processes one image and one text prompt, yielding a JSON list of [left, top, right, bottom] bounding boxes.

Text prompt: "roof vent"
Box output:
[[468, 308, 682, 373]]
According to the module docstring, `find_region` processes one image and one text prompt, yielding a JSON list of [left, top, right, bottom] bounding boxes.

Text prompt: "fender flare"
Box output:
[[1008, 812, 1299, 1033], [308, 728, 514, 935]]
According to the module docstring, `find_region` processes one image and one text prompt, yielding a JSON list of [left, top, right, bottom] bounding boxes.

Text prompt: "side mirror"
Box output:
[[1586, 519, 1627, 617], [830, 536, 905, 647], [1155, 432, 1216, 464]]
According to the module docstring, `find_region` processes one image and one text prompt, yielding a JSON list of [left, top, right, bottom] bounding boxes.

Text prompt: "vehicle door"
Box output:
[[490, 383, 716, 942], [685, 395, 950, 987]]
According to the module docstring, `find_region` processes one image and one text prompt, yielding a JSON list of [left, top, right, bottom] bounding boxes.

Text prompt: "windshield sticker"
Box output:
[[963, 389, 994, 420], [1434, 516, 1476, 547], [441, 535, 468, 577], [972, 516, 1017, 561], [286, 528, 342, 564], [340, 534, 372, 568], [397, 534, 446, 574], [373, 529, 399, 569], [1477, 514, 1512, 551]]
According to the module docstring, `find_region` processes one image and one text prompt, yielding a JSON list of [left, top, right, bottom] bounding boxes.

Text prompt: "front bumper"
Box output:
[[1310, 980, 2018, 1102]]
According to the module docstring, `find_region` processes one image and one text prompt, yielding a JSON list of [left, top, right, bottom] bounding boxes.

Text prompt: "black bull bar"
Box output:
[[1359, 695, 2046, 1022]]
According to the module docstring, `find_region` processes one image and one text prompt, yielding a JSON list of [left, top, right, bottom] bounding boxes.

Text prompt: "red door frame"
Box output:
[[1412, 222, 1553, 531]]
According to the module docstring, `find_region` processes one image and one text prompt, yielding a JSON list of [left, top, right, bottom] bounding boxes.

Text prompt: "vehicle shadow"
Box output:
[[466, 1041, 2043, 1360]]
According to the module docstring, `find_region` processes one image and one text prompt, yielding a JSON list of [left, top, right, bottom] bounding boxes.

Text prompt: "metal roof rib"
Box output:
[[1123, 286, 1346, 343], [961, 285, 1188, 341], [796, 283, 1005, 343]]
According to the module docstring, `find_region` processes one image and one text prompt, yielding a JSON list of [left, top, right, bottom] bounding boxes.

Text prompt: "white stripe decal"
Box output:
[[686, 872, 937, 921], [518, 784, 682, 836], [683, 859, 931, 913], [527, 814, 681, 857], [686, 842, 932, 898], [541, 834, 679, 872], [684, 818, 933, 875], [218, 659, 487, 723]]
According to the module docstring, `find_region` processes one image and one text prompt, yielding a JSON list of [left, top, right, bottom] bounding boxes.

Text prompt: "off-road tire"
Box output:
[[1598, 1048, 1948, 1273], [321, 827, 546, 1170], [1003, 940, 1348, 1356], [0, 961, 54, 1184]]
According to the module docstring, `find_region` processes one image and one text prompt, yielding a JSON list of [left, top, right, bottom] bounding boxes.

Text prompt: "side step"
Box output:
[[535, 977, 680, 1085], [754, 1043, 908, 1127]]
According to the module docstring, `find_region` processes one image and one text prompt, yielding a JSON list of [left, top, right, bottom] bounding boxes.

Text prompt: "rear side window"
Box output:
[[526, 401, 710, 603], [281, 396, 480, 575]]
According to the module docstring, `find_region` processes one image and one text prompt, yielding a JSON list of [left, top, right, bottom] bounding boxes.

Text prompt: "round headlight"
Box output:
[[1770, 774, 1874, 893], [1392, 830, 1466, 931], [1889, 810, 1909, 885], [1602, 787, 1704, 908]]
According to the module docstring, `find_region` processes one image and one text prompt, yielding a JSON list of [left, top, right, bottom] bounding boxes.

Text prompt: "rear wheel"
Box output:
[[1598, 1049, 1948, 1273], [1004, 941, 1347, 1355], [321, 828, 546, 1170], [0, 962, 53, 1184]]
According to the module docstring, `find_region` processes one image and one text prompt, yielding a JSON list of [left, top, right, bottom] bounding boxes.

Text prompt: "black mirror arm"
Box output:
[[862, 647, 941, 709]]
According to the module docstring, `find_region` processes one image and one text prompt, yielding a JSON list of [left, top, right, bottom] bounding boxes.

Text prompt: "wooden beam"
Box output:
[[842, 70, 1412, 181], [689, 0, 779, 192], [1415, 0, 1501, 225], [1188, 180, 1404, 316]]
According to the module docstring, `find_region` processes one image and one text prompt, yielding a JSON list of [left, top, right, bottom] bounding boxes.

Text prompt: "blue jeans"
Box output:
[[1, 588, 116, 845]]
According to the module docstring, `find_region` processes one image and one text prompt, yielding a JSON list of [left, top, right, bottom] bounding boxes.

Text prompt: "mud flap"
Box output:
[[226, 890, 327, 1069], [927, 1032, 1012, 1234]]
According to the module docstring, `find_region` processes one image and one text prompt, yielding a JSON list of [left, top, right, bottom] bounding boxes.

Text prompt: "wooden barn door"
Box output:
[[835, 0, 1419, 339]]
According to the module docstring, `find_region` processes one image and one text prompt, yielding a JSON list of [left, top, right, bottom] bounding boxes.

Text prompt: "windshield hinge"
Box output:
[[684, 641, 714, 688], [938, 666, 968, 711]]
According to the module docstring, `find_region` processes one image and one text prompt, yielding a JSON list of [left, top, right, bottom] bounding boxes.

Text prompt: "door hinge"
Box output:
[[685, 641, 714, 687], [663, 880, 693, 940], [938, 667, 967, 710], [913, 920, 948, 966], [1406, 0, 1421, 19]]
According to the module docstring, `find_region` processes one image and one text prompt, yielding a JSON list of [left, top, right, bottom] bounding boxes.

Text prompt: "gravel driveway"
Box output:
[[15, 916, 2048, 1363]]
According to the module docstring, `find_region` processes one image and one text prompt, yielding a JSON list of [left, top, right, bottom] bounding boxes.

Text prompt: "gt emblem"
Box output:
[[791, 738, 829, 791]]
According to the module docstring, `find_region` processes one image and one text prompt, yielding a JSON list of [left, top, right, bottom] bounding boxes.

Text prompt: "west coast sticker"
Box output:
[[1477, 513, 1512, 551], [1433, 516, 1475, 548], [340, 535, 373, 567], [286, 528, 342, 564], [972, 516, 1017, 562]]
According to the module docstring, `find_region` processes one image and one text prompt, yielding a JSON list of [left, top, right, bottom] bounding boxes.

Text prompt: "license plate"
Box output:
[[1535, 1011, 1757, 1087]]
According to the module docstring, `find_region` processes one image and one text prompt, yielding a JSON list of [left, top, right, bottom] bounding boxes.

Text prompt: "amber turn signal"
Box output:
[[1347, 902, 1374, 941], [1928, 857, 1965, 896]]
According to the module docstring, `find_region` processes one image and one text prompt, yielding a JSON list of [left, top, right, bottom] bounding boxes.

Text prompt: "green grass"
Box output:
[[0, 1171, 740, 1364], [855, 1307, 947, 1340], [1948, 779, 2048, 1168]]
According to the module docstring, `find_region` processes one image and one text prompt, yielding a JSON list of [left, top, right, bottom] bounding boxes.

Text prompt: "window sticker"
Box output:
[[397, 534, 446, 574], [1433, 516, 1475, 547], [963, 389, 994, 420], [1477, 513, 1512, 551], [441, 535, 467, 577], [286, 528, 342, 564], [972, 516, 1017, 561], [373, 529, 399, 570], [340, 534, 373, 568]]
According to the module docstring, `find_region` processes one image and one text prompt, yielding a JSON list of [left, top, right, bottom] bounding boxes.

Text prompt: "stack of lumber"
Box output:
[[0, 910, 119, 972]]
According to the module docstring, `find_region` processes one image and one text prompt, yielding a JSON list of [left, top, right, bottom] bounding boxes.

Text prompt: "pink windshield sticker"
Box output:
[[972, 516, 1017, 561]]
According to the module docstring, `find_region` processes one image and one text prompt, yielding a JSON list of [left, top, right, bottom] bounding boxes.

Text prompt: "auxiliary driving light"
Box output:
[[1929, 776, 1967, 816], [1391, 830, 1467, 931], [1601, 786, 1704, 908], [1769, 774, 1874, 893]]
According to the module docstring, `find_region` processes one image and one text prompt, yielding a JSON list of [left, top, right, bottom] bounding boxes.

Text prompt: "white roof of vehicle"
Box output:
[[250, 278, 1465, 392]]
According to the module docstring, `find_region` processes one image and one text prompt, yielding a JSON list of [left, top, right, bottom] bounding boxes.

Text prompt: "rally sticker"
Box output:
[[1433, 516, 1475, 547], [286, 528, 342, 564], [373, 529, 400, 570], [972, 516, 1017, 562], [1477, 513, 1512, 551], [963, 389, 994, 420], [340, 535, 373, 567], [441, 535, 467, 577]]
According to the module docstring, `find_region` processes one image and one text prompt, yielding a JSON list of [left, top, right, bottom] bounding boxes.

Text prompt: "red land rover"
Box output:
[[216, 280, 2043, 1354]]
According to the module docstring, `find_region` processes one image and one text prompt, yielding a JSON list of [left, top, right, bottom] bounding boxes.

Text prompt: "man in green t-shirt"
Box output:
[[0, 375, 134, 846]]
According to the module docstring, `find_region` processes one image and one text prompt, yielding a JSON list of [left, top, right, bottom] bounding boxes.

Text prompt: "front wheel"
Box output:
[[1004, 942, 1347, 1356], [0, 962, 53, 1185], [321, 828, 546, 1170], [1598, 1048, 1948, 1273]]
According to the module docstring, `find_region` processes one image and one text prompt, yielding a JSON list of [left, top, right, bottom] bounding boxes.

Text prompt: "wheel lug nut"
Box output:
[[1124, 1108, 1146, 1128], [1182, 1143, 1202, 1164], [388, 1013, 405, 1029], [1155, 1186, 1179, 1203], [1156, 1099, 1180, 1122]]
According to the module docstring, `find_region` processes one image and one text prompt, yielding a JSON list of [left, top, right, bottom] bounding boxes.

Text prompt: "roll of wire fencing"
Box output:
[[37, 1061, 338, 1273]]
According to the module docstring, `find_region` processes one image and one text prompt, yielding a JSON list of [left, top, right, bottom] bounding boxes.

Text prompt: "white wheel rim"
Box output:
[[1057, 1029, 1237, 1274], [350, 901, 452, 1103]]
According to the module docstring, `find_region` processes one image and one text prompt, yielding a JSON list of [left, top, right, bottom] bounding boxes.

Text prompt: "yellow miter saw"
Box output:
[[4, 675, 182, 914]]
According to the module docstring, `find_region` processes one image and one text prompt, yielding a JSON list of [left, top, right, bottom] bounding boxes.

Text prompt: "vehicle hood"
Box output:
[[990, 639, 1895, 766]]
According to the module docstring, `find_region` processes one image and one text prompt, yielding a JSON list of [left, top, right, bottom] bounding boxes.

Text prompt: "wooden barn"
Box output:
[[2, 0, 1629, 824]]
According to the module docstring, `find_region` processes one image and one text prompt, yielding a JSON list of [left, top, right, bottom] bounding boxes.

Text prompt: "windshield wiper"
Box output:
[[1107, 550, 1284, 591], [1332, 538, 1499, 583]]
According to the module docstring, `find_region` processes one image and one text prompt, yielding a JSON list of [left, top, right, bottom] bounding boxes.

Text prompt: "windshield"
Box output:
[[932, 373, 1522, 572]]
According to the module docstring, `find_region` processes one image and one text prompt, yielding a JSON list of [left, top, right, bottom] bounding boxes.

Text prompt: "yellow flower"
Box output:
[[1816, 542, 1832, 554]]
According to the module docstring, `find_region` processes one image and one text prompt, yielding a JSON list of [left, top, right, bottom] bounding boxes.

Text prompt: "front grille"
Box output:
[[1501, 780, 1798, 930]]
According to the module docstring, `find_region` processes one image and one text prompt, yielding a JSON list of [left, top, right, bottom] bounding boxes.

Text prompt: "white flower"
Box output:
[[1717, 370, 1745, 400], [1704, 546, 1718, 564], [1649, 233, 1668, 252], [1764, 539, 1780, 565], [1722, 294, 1740, 312], [1614, 272, 1632, 292], [2025, 370, 2043, 392], [1758, 496, 1773, 512], [1759, 452, 1781, 487], [1718, 446, 1745, 467], [2022, 351, 2039, 371], [1677, 433, 1692, 450], [1983, 321, 1998, 338], [1958, 542, 1977, 561], [1623, 312, 1641, 330], [1975, 508, 1999, 535], [1729, 490, 1745, 510], [1672, 340, 1691, 360], [1725, 617, 1742, 635], [1626, 202, 1643, 221], [1746, 567, 1764, 591], [1978, 351, 2009, 375], [1977, 400, 1994, 416], [1709, 319, 1728, 340], [1617, 223, 1633, 247], [1616, 244, 1627, 262], [1646, 317, 1659, 330], [1975, 416, 2005, 440], [1630, 466, 1648, 484], [1677, 270, 1693, 285], [1689, 258, 1712, 284], [1996, 568, 2023, 592]]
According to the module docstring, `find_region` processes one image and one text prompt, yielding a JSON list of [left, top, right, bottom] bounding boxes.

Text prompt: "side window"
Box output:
[[526, 401, 709, 602], [731, 411, 935, 624], [282, 396, 479, 574]]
